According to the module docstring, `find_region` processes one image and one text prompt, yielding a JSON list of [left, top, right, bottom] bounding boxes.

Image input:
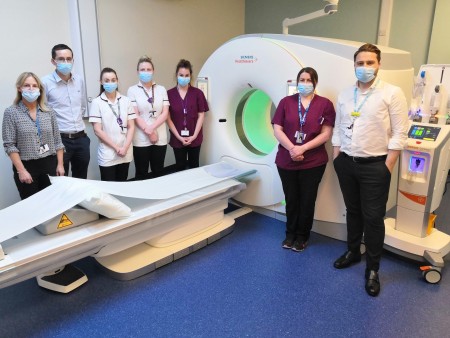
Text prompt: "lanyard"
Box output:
[[352, 79, 379, 117], [35, 109, 41, 141], [179, 87, 189, 128], [141, 85, 155, 109], [27, 107, 42, 143], [298, 94, 312, 131], [107, 98, 123, 131]]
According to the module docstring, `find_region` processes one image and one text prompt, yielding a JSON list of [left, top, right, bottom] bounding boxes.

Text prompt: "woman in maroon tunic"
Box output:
[[167, 59, 209, 172], [272, 67, 336, 252]]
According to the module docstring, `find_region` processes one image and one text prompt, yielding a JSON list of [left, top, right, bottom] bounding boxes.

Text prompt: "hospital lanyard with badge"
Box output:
[[179, 88, 190, 137], [29, 108, 49, 155], [345, 79, 379, 139], [295, 94, 312, 144], [140, 85, 156, 117], [107, 99, 124, 132]]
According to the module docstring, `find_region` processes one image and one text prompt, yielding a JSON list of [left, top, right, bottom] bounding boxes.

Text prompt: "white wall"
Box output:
[[0, 0, 72, 207], [96, 0, 244, 171], [245, 0, 439, 73], [0, 0, 244, 210], [428, 0, 450, 64]]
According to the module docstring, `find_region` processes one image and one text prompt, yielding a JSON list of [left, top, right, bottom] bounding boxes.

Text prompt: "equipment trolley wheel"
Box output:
[[421, 266, 442, 284]]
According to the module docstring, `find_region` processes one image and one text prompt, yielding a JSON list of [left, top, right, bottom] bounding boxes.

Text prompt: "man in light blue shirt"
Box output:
[[42, 44, 90, 178]]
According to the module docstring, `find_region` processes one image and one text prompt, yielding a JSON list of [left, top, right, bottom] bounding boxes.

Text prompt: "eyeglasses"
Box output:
[[54, 57, 73, 63]]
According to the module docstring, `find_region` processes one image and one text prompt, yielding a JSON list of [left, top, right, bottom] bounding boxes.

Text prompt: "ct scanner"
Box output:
[[198, 33, 413, 238], [198, 34, 450, 282]]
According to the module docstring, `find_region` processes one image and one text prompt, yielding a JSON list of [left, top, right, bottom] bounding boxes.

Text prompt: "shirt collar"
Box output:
[[354, 77, 381, 93], [18, 100, 42, 112], [52, 70, 74, 83], [18, 100, 27, 111], [100, 91, 122, 103], [138, 82, 156, 89]]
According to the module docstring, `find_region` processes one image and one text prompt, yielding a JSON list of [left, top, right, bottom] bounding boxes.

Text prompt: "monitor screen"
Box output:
[[409, 156, 426, 173], [408, 125, 441, 141]]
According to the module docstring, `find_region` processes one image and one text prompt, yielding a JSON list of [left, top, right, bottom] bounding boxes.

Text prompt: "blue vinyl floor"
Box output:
[[1, 210, 450, 338]]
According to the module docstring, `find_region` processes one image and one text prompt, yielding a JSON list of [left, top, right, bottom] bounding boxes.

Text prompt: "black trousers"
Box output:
[[13, 155, 57, 200], [61, 134, 90, 179], [277, 164, 326, 242], [133, 145, 167, 180], [333, 153, 391, 272], [173, 146, 201, 172], [99, 162, 130, 182]]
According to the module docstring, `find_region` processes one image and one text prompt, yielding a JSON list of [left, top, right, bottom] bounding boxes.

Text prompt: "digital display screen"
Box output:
[[409, 156, 426, 173], [408, 125, 441, 141]]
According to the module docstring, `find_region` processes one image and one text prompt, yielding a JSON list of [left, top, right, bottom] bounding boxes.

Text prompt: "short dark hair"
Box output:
[[354, 43, 381, 62], [297, 67, 318, 88], [51, 44, 73, 59]]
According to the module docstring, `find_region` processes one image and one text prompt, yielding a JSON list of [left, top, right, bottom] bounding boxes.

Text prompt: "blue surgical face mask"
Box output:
[[103, 82, 118, 93], [139, 72, 153, 83], [22, 89, 40, 103], [56, 62, 73, 76], [177, 76, 190, 87], [297, 83, 314, 96], [355, 67, 376, 83]]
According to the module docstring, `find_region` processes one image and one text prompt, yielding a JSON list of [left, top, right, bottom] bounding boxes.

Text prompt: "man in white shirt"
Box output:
[[331, 43, 408, 297], [42, 44, 90, 178]]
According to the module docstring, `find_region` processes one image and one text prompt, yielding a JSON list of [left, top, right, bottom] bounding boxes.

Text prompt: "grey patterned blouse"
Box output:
[[2, 101, 64, 161]]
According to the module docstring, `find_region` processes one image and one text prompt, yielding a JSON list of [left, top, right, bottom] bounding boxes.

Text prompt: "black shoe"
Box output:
[[282, 238, 294, 249], [292, 240, 308, 252], [365, 270, 380, 297], [333, 251, 361, 269]]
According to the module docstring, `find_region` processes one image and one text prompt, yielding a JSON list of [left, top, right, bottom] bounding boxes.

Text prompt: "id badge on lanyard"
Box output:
[[34, 109, 50, 154], [180, 94, 190, 136], [346, 80, 379, 139], [295, 95, 310, 144]]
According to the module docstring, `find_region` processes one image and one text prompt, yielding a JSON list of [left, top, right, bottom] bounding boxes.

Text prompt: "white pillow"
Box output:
[[79, 190, 131, 219]]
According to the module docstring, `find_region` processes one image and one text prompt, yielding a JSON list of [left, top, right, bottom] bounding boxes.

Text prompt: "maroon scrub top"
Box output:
[[272, 93, 336, 170], [167, 86, 209, 148]]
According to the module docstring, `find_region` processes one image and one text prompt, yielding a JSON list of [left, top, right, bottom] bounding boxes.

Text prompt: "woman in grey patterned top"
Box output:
[[2, 72, 65, 200]]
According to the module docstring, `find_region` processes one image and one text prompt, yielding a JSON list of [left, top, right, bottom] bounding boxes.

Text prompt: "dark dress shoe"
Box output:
[[333, 250, 361, 269], [365, 270, 380, 297]]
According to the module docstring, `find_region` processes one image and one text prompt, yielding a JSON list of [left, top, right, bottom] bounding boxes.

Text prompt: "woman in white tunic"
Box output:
[[89, 67, 136, 181], [127, 56, 169, 179]]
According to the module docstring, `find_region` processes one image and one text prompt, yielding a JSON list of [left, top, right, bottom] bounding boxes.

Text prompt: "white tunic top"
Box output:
[[127, 82, 170, 146], [89, 92, 136, 166]]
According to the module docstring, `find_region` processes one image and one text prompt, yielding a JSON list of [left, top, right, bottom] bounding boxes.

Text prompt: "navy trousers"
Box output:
[[61, 134, 90, 179]]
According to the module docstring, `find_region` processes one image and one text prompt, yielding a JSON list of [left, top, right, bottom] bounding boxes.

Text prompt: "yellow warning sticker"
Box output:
[[57, 214, 73, 229]]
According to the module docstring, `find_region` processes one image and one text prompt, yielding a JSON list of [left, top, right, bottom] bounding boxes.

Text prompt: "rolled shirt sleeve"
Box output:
[[387, 86, 409, 150]]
